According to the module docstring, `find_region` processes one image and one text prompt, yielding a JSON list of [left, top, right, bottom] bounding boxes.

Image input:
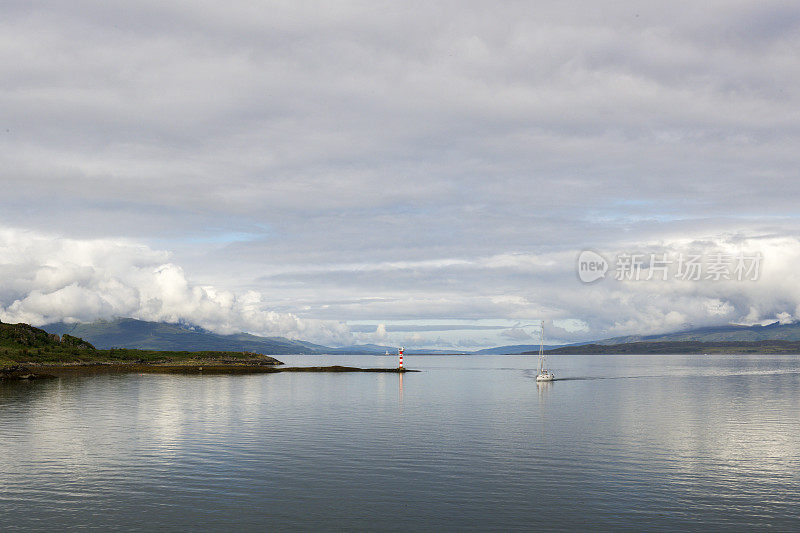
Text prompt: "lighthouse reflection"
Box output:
[[398, 372, 404, 408]]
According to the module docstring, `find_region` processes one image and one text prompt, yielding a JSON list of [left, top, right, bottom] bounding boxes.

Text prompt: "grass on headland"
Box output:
[[0, 321, 417, 378], [0, 347, 283, 369], [0, 320, 283, 370]]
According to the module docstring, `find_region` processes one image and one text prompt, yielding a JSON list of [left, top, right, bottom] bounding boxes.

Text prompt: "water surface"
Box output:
[[2, 354, 799, 531]]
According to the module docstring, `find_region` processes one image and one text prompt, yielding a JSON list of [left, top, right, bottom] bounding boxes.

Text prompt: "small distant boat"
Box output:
[[385, 350, 390, 356], [536, 323, 555, 382]]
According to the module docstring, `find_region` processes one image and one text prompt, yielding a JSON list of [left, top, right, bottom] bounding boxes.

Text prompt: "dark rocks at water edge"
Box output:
[[0, 365, 56, 380], [1, 362, 419, 379]]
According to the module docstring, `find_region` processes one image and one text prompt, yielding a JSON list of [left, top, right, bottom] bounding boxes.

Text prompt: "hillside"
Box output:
[[1, 320, 96, 353], [41, 318, 463, 355], [596, 321, 800, 344], [473, 344, 566, 355], [538, 340, 800, 355], [473, 322, 800, 354], [0, 320, 284, 373], [43, 318, 330, 354], [330, 344, 469, 355], [38, 317, 800, 356]]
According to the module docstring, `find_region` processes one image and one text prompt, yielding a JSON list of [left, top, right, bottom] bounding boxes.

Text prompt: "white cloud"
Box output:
[[0, 228, 351, 344], [3, 227, 800, 348], [373, 323, 388, 341], [501, 328, 535, 341], [242, 231, 800, 344]]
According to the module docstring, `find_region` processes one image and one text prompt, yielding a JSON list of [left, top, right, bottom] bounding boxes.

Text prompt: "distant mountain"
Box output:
[[473, 344, 565, 355], [43, 318, 330, 355], [324, 344, 462, 355], [328, 343, 398, 355], [41, 317, 800, 357], [595, 321, 800, 344], [482, 322, 800, 354], [41, 318, 475, 355], [541, 340, 800, 355]]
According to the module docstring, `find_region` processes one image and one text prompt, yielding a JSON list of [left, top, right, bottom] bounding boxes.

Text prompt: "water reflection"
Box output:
[[398, 372, 404, 407], [535, 379, 552, 397], [1, 355, 800, 530]]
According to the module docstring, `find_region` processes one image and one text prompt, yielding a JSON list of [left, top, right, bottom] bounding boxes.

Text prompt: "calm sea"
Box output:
[[1, 354, 799, 531]]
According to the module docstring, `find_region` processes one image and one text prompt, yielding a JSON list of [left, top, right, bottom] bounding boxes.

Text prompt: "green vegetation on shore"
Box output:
[[1, 321, 416, 380], [0, 320, 282, 369]]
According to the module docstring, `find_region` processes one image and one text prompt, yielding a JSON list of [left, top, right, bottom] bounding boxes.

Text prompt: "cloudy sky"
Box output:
[[2, 1, 800, 348]]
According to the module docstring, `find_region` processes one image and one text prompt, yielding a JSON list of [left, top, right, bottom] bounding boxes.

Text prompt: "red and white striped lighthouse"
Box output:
[[398, 347, 404, 369]]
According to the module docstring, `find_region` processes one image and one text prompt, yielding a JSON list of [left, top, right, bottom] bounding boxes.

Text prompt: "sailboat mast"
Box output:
[[539, 322, 545, 373]]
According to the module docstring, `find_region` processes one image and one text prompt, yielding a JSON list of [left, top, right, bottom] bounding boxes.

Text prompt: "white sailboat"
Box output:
[[536, 322, 555, 382]]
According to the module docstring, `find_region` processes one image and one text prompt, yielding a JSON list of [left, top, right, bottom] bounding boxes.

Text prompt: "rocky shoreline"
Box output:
[[0, 362, 418, 380]]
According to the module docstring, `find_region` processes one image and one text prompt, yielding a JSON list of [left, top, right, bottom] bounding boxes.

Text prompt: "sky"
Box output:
[[2, 1, 800, 348]]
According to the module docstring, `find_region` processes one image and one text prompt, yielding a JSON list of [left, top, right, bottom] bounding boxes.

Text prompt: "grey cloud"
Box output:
[[2, 1, 800, 347]]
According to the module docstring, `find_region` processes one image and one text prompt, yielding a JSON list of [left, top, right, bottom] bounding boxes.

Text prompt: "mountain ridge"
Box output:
[[41, 318, 473, 354], [595, 321, 800, 344], [43, 318, 328, 354], [39, 317, 800, 355], [486, 322, 800, 353]]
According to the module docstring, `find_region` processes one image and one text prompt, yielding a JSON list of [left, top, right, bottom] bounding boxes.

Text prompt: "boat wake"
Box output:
[[525, 371, 667, 382]]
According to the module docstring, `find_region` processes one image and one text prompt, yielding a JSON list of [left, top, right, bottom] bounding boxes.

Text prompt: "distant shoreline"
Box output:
[[533, 340, 800, 355]]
